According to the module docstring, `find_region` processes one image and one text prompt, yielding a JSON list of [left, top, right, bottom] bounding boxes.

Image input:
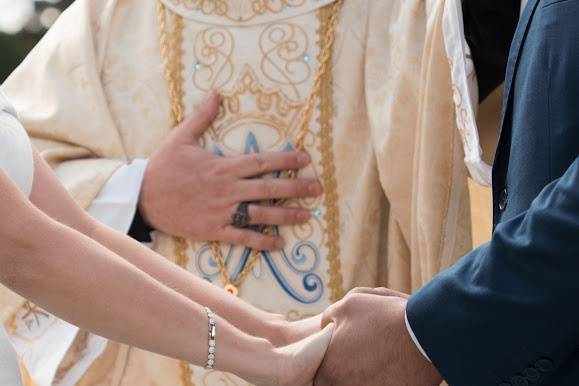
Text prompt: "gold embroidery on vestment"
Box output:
[[157, 2, 344, 383], [168, 0, 307, 22], [317, 4, 343, 303]]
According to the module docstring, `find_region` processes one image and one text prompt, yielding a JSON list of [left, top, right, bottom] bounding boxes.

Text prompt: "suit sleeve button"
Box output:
[[523, 367, 541, 381], [499, 188, 509, 210], [535, 359, 554, 372]]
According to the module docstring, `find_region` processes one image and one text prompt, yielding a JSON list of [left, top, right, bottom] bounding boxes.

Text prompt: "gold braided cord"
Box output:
[[158, 5, 196, 386], [158, 2, 184, 126], [317, 3, 344, 303], [158, 3, 191, 271], [170, 12, 185, 123], [295, 0, 341, 151]]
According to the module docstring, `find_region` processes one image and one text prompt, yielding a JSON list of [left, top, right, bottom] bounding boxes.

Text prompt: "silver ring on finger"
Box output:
[[231, 202, 251, 228]]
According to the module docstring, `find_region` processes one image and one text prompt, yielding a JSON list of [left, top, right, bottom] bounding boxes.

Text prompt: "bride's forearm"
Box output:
[[27, 150, 284, 344], [3, 212, 280, 383], [89, 222, 285, 343]]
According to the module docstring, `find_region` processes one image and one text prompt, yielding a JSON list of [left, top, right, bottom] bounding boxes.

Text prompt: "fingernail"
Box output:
[[204, 90, 219, 105], [309, 181, 322, 195], [276, 239, 286, 249], [297, 151, 310, 165], [300, 210, 311, 222]]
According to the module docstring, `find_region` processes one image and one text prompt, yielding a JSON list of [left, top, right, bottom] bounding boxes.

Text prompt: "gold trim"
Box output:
[[166, 0, 307, 22], [180, 361, 195, 386], [158, 2, 185, 126], [317, 4, 344, 303]]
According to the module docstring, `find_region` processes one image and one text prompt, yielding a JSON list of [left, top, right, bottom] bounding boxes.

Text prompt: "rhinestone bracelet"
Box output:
[[204, 307, 217, 369]]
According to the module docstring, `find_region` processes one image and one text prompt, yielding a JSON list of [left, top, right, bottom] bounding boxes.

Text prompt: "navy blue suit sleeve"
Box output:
[[407, 156, 579, 386]]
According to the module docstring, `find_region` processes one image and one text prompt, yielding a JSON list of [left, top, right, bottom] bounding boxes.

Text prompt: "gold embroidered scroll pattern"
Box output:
[[169, 0, 307, 21], [213, 67, 303, 145], [259, 22, 312, 99], [192, 27, 235, 91]]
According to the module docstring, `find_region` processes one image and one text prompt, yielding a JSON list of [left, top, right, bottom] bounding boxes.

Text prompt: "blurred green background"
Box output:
[[0, 0, 73, 82]]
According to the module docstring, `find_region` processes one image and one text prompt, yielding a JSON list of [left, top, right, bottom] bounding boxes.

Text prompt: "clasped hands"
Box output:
[[313, 287, 443, 386]]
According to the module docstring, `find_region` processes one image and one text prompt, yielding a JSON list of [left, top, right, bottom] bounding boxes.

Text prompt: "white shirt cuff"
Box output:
[[405, 310, 431, 363], [88, 159, 148, 234]]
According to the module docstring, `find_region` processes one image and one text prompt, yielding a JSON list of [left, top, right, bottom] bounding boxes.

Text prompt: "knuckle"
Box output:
[[262, 236, 276, 250], [223, 183, 238, 201], [321, 309, 334, 325], [253, 154, 267, 174], [289, 209, 301, 223], [280, 152, 296, 169], [225, 203, 237, 219], [236, 232, 251, 246], [262, 179, 278, 197], [292, 152, 302, 166], [341, 293, 361, 310], [376, 286, 388, 291], [348, 287, 366, 295], [210, 158, 229, 177], [250, 206, 263, 223], [298, 180, 310, 196], [376, 286, 391, 295]]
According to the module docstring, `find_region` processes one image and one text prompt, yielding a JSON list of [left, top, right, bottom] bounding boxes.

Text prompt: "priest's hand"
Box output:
[[314, 292, 442, 386], [139, 90, 322, 251]]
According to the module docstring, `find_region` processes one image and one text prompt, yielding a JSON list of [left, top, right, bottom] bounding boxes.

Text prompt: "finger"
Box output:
[[173, 89, 220, 144], [219, 226, 285, 251], [320, 300, 342, 328], [320, 310, 334, 329], [236, 178, 322, 202], [321, 292, 370, 328], [247, 205, 311, 226], [227, 151, 311, 178], [348, 287, 410, 299]]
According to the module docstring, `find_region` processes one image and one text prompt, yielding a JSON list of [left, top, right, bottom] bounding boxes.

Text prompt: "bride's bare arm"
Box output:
[[0, 163, 302, 384], [29, 151, 319, 346]]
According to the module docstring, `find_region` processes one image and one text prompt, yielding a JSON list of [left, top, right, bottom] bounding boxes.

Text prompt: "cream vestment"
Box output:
[[1, 1, 474, 385]]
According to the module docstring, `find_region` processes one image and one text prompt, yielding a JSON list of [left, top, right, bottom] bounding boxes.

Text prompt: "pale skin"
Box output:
[[0, 149, 332, 386], [314, 287, 442, 386], [140, 90, 323, 251]]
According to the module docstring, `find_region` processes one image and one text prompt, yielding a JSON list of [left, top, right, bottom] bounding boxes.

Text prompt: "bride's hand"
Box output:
[[274, 323, 334, 386], [269, 314, 323, 347]]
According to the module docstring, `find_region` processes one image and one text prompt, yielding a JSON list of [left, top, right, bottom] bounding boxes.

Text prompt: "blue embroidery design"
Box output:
[[197, 131, 324, 304]]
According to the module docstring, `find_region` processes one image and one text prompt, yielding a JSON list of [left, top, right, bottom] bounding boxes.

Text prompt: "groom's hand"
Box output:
[[314, 292, 442, 386], [139, 90, 322, 251]]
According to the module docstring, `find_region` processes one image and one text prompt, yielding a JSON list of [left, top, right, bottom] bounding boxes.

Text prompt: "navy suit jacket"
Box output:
[[407, 1, 579, 385]]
